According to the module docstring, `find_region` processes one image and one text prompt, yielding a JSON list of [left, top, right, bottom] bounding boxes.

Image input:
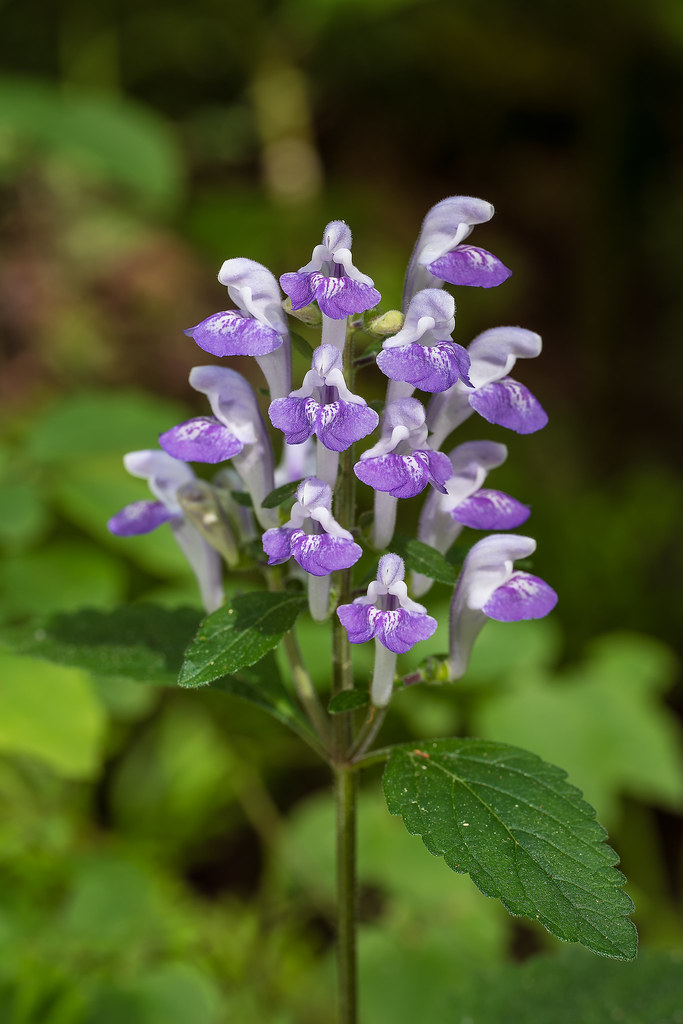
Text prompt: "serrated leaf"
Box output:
[[0, 605, 203, 685], [390, 535, 455, 585], [328, 689, 369, 713], [262, 478, 303, 509], [179, 591, 307, 687], [383, 738, 637, 960], [290, 331, 314, 358]]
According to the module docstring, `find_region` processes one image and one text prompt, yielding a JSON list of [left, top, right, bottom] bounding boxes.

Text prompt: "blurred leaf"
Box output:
[[0, 605, 202, 685], [465, 617, 563, 682], [230, 490, 253, 508], [0, 76, 183, 210], [390, 536, 455, 585], [26, 391, 187, 463], [262, 479, 304, 509], [0, 652, 105, 778], [289, 332, 314, 358], [0, 542, 126, 618], [383, 738, 637, 960], [88, 964, 220, 1024], [179, 592, 307, 686], [472, 632, 683, 821], [0, 480, 50, 549], [452, 948, 683, 1024]]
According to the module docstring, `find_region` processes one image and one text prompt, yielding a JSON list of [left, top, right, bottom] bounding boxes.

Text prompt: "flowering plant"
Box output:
[[108, 196, 636, 1021]]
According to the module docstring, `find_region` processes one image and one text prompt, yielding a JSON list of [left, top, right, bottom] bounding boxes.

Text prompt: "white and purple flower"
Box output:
[[337, 554, 437, 706], [280, 220, 381, 323], [262, 477, 361, 578], [159, 365, 277, 529], [412, 440, 530, 596], [107, 450, 223, 613], [354, 398, 451, 499], [269, 344, 379, 452], [448, 534, 557, 679], [376, 289, 472, 397], [184, 258, 291, 399], [404, 196, 512, 306], [427, 326, 548, 449]]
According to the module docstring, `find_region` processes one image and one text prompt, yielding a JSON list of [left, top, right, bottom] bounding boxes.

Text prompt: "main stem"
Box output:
[[332, 321, 358, 1024]]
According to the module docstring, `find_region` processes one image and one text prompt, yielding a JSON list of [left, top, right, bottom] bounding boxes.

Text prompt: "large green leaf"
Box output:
[[178, 591, 307, 687], [383, 738, 637, 960], [0, 605, 203, 686]]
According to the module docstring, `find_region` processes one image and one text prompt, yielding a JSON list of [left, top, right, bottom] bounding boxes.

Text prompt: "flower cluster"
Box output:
[[109, 196, 557, 706]]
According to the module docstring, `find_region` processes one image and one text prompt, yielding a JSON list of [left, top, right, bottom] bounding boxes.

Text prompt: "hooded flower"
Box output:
[[376, 289, 472, 395], [184, 258, 291, 399], [262, 477, 361, 577], [354, 398, 451, 499], [412, 440, 530, 596], [337, 554, 437, 705], [159, 365, 277, 528], [404, 196, 511, 306], [107, 450, 223, 612], [280, 220, 381, 321], [427, 326, 548, 449], [448, 534, 557, 679], [269, 344, 379, 452]]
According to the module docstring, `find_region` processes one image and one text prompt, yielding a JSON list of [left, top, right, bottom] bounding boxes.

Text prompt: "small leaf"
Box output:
[[230, 490, 253, 508], [391, 535, 455, 585], [328, 689, 370, 713], [262, 478, 303, 509], [383, 738, 637, 960], [290, 331, 314, 359], [179, 591, 307, 687], [211, 651, 312, 737]]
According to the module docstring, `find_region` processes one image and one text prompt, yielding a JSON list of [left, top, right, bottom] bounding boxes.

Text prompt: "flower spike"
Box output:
[[404, 196, 511, 307], [337, 553, 437, 706], [107, 450, 223, 613], [448, 534, 557, 680]]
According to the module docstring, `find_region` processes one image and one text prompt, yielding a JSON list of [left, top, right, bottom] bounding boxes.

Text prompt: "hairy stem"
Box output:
[[334, 763, 358, 1024]]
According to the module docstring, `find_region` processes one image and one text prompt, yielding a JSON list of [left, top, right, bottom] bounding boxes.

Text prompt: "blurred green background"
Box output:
[[1, 0, 682, 1021]]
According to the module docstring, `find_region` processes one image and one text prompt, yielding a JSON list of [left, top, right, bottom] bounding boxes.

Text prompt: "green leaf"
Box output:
[[209, 651, 312, 737], [0, 605, 203, 686], [230, 490, 253, 508], [289, 331, 314, 358], [328, 689, 369, 713], [383, 738, 637, 960], [262, 478, 303, 509], [0, 651, 106, 778], [390, 536, 455, 585], [179, 591, 307, 687]]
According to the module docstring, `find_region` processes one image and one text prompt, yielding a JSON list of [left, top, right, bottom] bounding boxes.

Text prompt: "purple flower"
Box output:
[[376, 289, 472, 394], [280, 221, 381, 321], [185, 259, 291, 399], [107, 450, 223, 613], [427, 326, 547, 448], [160, 366, 277, 529], [269, 344, 379, 452], [413, 440, 530, 596], [262, 478, 361, 577], [448, 534, 557, 679], [404, 196, 511, 306], [355, 398, 451, 499], [337, 554, 437, 705]]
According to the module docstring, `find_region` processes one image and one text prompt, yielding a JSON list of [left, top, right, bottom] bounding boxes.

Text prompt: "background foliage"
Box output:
[[1, 0, 682, 1020]]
